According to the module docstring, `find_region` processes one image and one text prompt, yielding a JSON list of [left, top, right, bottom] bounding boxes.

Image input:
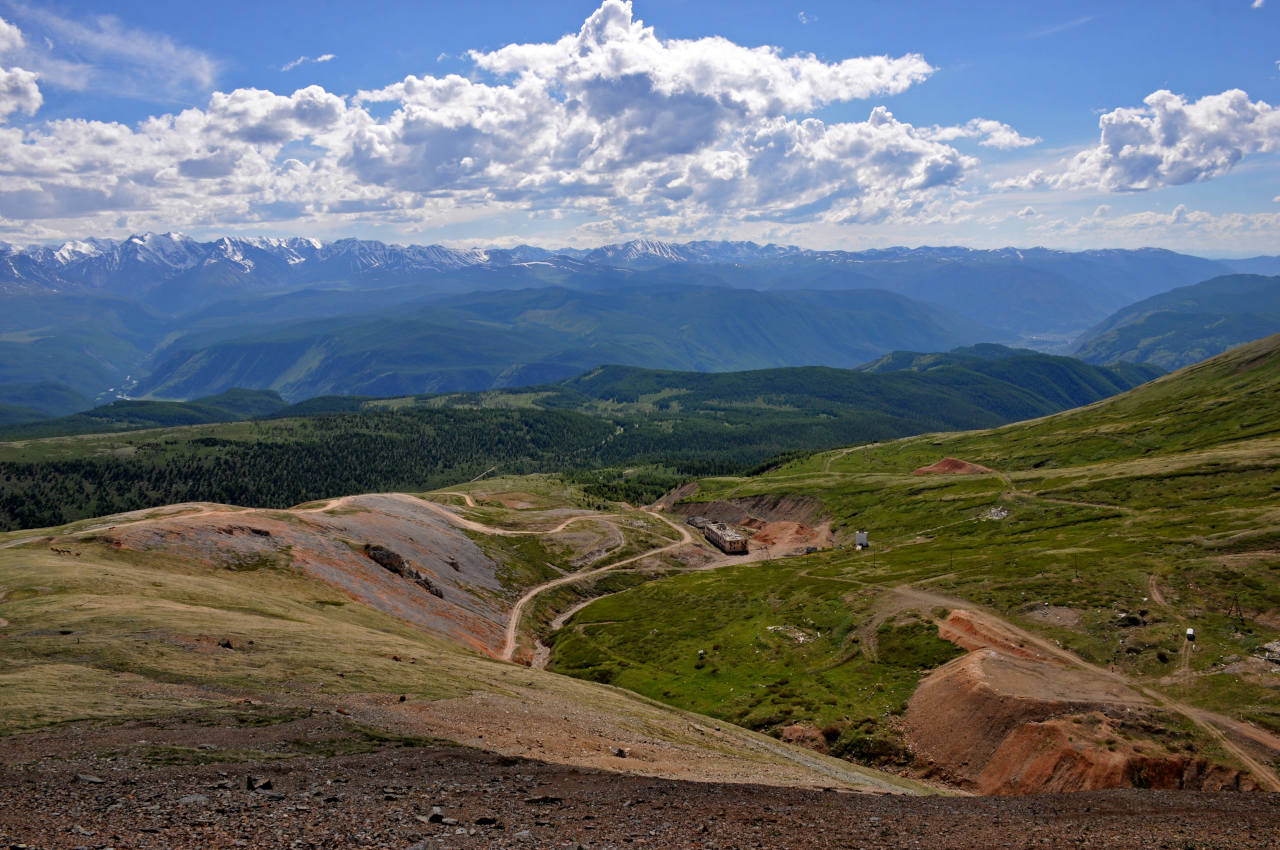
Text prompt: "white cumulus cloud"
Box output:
[[0, 16, 39, 122], [0, 1, 988, 240], [0, 15, 25, 53], [0, 66, 40, 119], [1063, 89, 1280, 191], [923, 117, 1040, 149], [462, 1, 933, 116], [281, 54, 336, 72], [999, 89, 1280, 193]]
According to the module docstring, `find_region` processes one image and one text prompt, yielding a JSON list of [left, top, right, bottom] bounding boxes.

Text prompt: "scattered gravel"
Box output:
[[3, 713, 1279, 849]]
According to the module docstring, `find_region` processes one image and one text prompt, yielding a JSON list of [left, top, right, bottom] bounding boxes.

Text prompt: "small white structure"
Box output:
[[854, 530, 869, 549], [1186, 628, 1196, 642]]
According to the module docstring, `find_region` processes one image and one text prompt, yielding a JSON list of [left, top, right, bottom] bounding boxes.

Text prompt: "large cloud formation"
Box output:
[[0, 1, 1035, 240], [0, 16, 40, 121], [1001, 89, 1280, 193]]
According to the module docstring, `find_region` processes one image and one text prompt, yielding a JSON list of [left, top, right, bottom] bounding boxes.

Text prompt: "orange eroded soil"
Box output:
[[913, 457, 997, 475], [883, 588, 1280, 793]]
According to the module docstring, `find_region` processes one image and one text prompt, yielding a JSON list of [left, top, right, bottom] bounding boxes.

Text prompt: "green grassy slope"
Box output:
[[0, 294, 171, 398], [1074, 274, 1280, 370], [549, 333, 1280, 760]]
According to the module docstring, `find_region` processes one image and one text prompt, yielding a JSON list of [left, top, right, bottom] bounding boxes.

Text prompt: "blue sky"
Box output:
[[0, 0, 1277, 254]]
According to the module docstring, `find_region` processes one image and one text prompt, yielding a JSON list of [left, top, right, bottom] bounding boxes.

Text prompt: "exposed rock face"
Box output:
[[670, 493, 824, 527], [913, 458, 996, 475], [906, 612, 1257, 794], [978, 715, 1254, 794], [671, 494, 833, 555], [779, 724, 828, 753], [363, 543, 445, 598]]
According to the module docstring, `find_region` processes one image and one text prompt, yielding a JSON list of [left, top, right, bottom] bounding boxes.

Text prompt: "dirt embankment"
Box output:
[[907, 610, 1258, 795], [651, 480, 699, 511], [80, 494, 511, 656], [671, 493, 825, 526], [913, 457, 997, 475]]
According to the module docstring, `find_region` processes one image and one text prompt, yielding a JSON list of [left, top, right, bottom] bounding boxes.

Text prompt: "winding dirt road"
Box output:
[[408, 494, 698, 662], [500, 509, 694, 661], [1147, 573, 1168, 605]]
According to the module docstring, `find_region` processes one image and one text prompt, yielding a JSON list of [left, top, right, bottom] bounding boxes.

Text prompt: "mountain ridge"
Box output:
[[1074, 273, 1280, 369], [3, 232, 1232, 315]]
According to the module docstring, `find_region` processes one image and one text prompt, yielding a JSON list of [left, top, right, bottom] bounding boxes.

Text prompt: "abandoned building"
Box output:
[[704, 522, 748, 554]]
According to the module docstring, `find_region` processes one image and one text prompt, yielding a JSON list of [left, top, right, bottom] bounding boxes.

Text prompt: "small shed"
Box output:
[[686, 516, 708, 529], [1186, 628, 1196, 642], [854, 530, 870, 549]]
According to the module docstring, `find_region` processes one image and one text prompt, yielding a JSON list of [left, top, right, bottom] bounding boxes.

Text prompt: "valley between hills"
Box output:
[[2, 335, 1279, 847]]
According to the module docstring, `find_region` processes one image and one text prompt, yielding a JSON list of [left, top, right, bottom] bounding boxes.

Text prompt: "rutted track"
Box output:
[[409, 494, 700, 662], [497, 509, 693, 661]]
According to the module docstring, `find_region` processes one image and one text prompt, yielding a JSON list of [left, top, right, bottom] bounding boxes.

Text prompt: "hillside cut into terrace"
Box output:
[[669, 491, 835, 557], [908, 643, 1254, 794]]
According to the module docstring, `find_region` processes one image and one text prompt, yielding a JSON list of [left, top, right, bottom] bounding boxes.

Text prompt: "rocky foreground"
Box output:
[[2, 711, 1278, 850]]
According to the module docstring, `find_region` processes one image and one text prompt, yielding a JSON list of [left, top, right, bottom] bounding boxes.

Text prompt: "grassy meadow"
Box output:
[[549, 335, 1280, 752]]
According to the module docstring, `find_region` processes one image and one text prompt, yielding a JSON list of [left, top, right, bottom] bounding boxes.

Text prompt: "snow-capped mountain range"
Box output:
[[0, 232, 1247, 338], [1, 231, 1238, 299], [0, 233, 492, 295], [0, 232, 761, 298]]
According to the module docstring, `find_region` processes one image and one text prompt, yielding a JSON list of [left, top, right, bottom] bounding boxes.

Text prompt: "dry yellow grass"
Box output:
[[0, 529, 929, 793]]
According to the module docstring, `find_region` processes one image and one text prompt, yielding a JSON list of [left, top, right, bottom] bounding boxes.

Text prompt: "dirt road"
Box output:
[[1148, 573, 1167, 605], [0, 502, 240, 550], [415, 497, 619, 537], [406, 495, 699, 662], [500, 509, 695, 661]]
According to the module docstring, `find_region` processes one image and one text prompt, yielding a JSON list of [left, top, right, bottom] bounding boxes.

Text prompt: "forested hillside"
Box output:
[[0, 351, 1158, 530], [135, 286, 986, 400]]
